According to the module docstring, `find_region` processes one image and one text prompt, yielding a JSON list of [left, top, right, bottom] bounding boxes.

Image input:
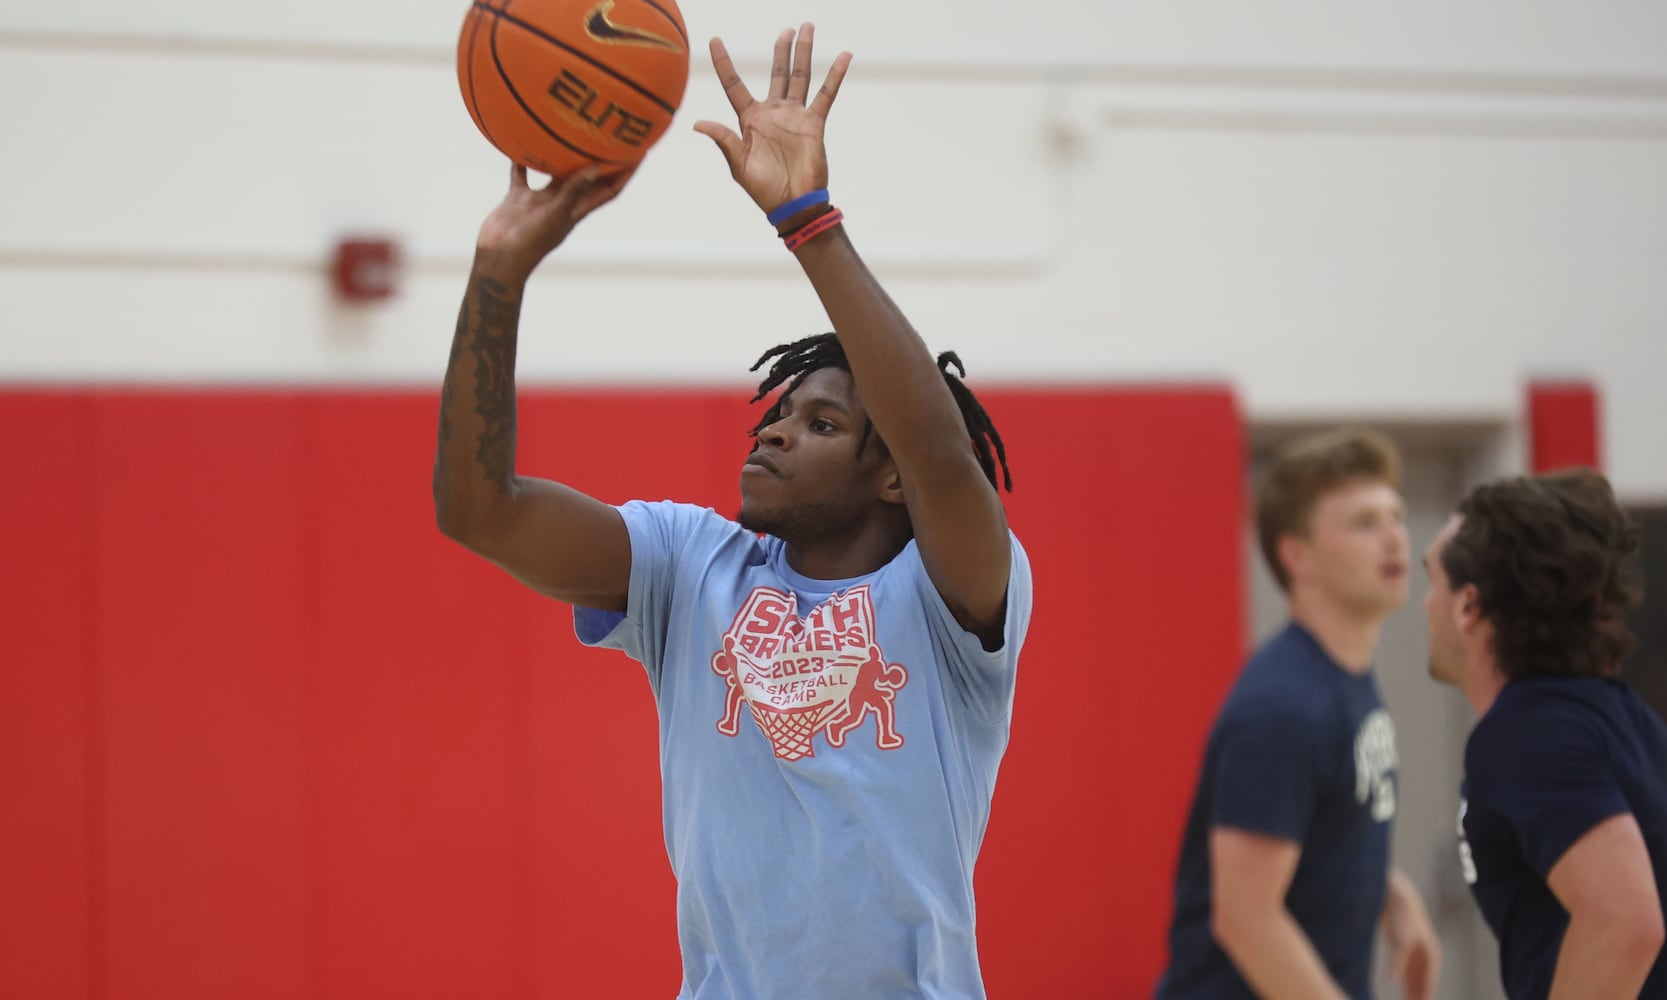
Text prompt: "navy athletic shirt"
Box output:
[[1156, 622, 1398, 1000], [1459, 676, 1667, 1000]]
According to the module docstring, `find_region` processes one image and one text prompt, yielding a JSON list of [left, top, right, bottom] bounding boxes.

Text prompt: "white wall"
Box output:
[[3, 1, 1665, 495]]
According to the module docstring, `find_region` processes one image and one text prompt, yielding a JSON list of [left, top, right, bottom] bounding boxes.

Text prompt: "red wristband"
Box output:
[[782, 208, 844, 251]]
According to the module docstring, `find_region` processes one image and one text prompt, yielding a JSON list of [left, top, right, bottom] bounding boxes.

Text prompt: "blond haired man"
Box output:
[[1156, 429, 1440, 1000]]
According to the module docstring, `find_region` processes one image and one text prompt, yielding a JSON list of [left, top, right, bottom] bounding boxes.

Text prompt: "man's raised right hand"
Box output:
[[473, 162, 634, 285]]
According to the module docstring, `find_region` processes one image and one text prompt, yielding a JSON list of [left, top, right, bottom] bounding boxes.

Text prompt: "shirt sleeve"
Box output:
[[1211, 703, 1327, 843], [1465, 699, 1630, 878], [905, 532, 1033, 725], [572, 500, 727, 692]]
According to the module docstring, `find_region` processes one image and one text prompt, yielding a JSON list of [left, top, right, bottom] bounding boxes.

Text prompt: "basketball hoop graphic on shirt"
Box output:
[[710, 585, 909, 761]]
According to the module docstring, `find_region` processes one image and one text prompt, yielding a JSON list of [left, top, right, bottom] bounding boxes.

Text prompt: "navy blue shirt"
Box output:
[[1460, 676, 1667, 1000], [1156, 622, 1398, 1000]]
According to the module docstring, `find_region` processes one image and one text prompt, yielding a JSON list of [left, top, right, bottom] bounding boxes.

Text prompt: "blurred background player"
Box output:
[[1425, 468, 1666, 999], [1156, 428, 1440, 1000]]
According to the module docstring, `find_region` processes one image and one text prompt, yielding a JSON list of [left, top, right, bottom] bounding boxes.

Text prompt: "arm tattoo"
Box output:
[[470, 277, 520, 492], [433, 297, 470, 503], [436, 329, 462, 450]]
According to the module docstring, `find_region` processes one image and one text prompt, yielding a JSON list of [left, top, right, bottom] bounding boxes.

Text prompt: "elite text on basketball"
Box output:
[[547, 69, 653, 146]]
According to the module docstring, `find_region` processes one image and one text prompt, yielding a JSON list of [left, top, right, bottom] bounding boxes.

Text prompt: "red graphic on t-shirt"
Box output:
[[709, 585, 909, 761]]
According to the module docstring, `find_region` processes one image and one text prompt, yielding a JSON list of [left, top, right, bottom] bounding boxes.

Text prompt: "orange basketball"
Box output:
[[456, 0, 691, 177]]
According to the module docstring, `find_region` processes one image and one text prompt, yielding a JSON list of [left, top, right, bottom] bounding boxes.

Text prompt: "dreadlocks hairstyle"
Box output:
[[747, 332, 1013, 493]]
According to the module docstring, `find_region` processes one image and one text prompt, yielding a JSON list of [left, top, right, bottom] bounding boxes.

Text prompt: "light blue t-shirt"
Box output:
[[574, 500, 1033, 1000]]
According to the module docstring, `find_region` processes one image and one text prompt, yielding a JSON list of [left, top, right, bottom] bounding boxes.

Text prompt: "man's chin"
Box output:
[[735, 504, 778, 536], [1357, 586, 1408, 619]]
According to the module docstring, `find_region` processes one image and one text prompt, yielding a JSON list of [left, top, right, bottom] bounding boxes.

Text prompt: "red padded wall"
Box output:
[[0, 392, 95, 1000], [303, 393, 531, 999], [1527, 379, 1602, 472], [0, 384, 1244, 999], [976, 388, 1245, 996], [90, 394, 312, 1000]]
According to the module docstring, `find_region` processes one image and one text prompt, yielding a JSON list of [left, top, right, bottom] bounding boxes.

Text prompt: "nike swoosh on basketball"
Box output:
[[584, 0, 682, 51]]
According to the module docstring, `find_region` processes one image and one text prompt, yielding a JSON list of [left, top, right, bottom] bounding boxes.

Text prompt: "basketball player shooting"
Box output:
[[433, 23, 1034, 1000]]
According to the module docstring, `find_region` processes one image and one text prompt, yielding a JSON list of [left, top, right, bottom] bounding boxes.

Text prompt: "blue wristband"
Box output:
[[766, 189, 830, 226]]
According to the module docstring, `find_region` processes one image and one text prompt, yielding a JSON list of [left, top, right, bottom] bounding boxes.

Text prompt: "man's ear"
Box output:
[[1278, 533, 1311, 587], [877, 459, 905, 507], [1456, 583, 1483, 631]]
